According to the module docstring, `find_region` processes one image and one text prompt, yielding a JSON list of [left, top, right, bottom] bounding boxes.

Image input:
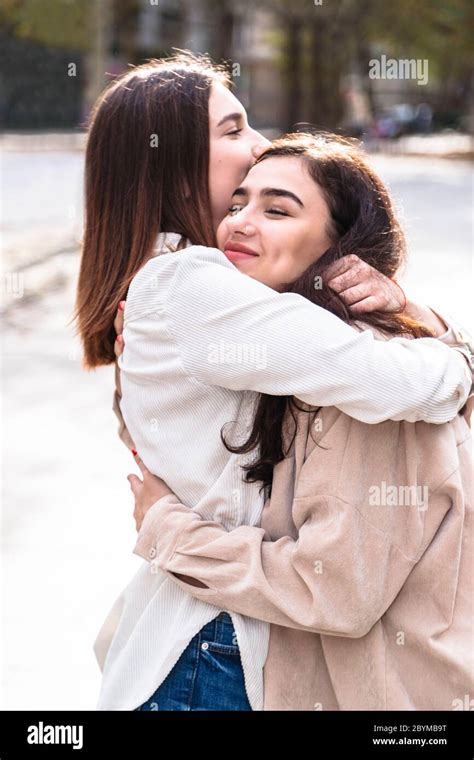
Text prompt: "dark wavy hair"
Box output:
[[221, 132, 435, 495]]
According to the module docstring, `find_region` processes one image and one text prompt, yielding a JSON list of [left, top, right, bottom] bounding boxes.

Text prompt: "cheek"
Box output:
[[215, 142, 250, 183], [262, 228, 311, 284], [265, 230, 295, 270], [208, 145, 222, 194], [216, 219, 229, 249], [209, 149, 224, 190], [208, 161, 232, 223], [210, 150, 238, 198]]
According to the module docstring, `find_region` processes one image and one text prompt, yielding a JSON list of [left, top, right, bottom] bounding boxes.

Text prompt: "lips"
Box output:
[[224, 240, 258, 256], [224, 240, 258, 261], [224, 248, 259, 264]]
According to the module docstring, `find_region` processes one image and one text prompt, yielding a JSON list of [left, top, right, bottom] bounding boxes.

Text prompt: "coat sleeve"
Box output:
[[131, 472, 456, 638]]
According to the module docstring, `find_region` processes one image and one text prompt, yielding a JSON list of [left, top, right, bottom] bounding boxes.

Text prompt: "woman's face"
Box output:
[[208, 83, 270, 229], [216, 156, 333, 291]]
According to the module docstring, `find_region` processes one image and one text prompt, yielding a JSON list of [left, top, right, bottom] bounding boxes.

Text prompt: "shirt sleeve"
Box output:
[[426, 307, 474, 425], [131, 476, 454, 638], [112, 359, 136, 450], [161, 246, 471, 424]]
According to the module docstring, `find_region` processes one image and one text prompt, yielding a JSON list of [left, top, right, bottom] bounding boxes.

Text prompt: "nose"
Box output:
[[226, 208, 256, 237], [251, 130, 271, 160]]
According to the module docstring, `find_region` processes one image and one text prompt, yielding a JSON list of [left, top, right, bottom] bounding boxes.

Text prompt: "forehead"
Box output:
[[241, 155, 328, 210], [245, 155, 309, 187], [208, 82, 245, 124]]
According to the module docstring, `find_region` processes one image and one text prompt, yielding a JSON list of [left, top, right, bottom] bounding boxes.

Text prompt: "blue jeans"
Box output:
[[134, 612, 252, 711]]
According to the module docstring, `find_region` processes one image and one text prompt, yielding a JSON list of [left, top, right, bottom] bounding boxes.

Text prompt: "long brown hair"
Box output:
[[222, 132, 435, 494], [75, 51, 231, 368]]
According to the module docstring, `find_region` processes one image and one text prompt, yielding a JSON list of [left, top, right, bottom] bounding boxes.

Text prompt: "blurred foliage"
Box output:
[[1, 0, 472, 130], [255, 0, 473, 128], [0, 0, 96, 50], [2, 0, 471, 77], [366, 0, 473, 75]]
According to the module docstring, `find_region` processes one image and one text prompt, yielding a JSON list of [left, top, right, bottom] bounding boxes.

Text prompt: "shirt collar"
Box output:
[[152, 232, 189, 256]]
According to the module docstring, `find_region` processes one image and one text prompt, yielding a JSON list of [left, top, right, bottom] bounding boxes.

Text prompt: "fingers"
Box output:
[[392, 280, 407, 311], [114, 334, 124, 357], [326, 259, 368, 294], [324, 254, 362, 285], [131, 448, 149, 478], [325, 255, 405, 315], [127, 473, 143, 498], [113, 301, 125, 335], [335, 282, 375, 307], [113, 302, 125, 357], [349, 295, 381, 314]]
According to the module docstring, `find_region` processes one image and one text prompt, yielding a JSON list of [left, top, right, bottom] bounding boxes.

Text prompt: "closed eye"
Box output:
[[266, 208, 289, 216], [228, 204, 245, 215]]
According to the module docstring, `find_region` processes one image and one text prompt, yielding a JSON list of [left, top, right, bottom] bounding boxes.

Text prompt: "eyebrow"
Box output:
[[232, 186, 304, 208], [216, 111, 243, 128]]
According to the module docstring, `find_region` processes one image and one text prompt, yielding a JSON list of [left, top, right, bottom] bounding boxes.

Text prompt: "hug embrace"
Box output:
[[75, 52, 473, 712]]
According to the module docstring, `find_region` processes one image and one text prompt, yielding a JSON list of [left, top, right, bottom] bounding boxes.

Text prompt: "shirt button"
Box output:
[[149, 547, 157, 559], [201, 642, 209, 650]]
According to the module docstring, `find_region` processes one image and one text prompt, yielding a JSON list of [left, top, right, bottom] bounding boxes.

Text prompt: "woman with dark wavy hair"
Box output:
[[121, 134, 473, 711]]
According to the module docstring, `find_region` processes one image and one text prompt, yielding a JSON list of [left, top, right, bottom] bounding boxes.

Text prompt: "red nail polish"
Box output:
[[132, 449, 137, 456]]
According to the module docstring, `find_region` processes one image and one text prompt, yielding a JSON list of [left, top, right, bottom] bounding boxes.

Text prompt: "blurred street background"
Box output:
[[1, 0, 473, 710]]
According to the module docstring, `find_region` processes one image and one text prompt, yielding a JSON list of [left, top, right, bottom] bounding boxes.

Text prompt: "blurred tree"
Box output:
[[0, 0, 94, 50], [366, 0, 473, 128], [204, 0, 234, 67], [110, 0, 139, 64], [0, 0, 96, 127], [260, 0, 308, 131], [0, 0, 113, 115], [1, 0, 471, 131], [262, 0, 473, 131]]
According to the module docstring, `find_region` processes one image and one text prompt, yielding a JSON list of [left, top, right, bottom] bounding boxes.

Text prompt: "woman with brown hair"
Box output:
[[75, 54, 472, 711], [121, 134, 473, 710], [75, 52, 263, 367]]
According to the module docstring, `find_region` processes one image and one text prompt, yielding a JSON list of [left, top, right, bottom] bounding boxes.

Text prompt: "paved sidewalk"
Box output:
[[1, 256, 142, 710], [366, 132, 474, 159]]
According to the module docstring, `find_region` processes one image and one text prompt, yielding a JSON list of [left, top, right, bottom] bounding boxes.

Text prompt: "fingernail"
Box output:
[[118, 301, 125, 311], [115, 335, 123, 344], [131, 449, 137, 456]]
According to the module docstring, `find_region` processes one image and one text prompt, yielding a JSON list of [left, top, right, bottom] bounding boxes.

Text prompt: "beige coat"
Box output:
[[113, 313, 474, 710], [114, 310, 473, 712], [131, 396, 473, 710]]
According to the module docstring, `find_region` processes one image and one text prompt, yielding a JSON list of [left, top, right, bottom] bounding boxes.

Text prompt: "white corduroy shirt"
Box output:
[[93, 232, 473, 711]]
